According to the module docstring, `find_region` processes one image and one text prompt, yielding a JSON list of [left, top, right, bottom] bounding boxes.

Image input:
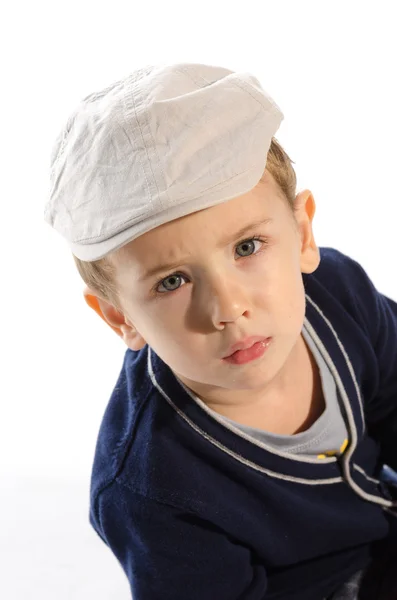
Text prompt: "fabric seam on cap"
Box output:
[[128, 80, 161, 211], [131, 77, 170, 214], [232, 78, 281, 114], [173, 65, 218, 89], [175, 65, 279, 115]]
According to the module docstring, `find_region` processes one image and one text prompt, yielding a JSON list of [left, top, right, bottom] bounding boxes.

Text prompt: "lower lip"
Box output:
[[223, 338, 272, 365]]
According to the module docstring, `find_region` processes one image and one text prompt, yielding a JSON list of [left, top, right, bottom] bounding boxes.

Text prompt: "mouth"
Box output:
[[222, 337, 272, 365], [222, 336, 271, 359]]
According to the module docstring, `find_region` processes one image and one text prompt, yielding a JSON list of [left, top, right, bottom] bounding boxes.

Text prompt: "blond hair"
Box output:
[[73, 137, 297, 310]]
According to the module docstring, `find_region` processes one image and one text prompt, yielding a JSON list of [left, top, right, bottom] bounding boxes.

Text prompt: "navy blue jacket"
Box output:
[[89, 247, 397, 599]]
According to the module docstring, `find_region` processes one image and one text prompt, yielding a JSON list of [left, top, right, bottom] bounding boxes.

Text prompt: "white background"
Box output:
[[2, 0, 397, 598]]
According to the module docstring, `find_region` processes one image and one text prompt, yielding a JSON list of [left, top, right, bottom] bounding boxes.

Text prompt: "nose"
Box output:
[[205, 274, 249, 328]]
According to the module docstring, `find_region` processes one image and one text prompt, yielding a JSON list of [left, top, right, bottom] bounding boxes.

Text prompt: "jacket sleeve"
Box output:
[[91, 480, 268, 600], [346, 255, 397, 471], [366, 286, 397, 472]]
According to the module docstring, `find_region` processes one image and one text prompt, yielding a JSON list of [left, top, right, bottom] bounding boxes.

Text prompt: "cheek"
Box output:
[[139, 309, 188, 351], [262, 268, 305, 321], [282, 277, 306, 327]]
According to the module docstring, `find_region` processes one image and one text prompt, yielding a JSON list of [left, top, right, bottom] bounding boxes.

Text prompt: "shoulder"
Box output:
[[89, 344, 199, 513], [310, 246, 370, 285], [89, 346, 154, 503], [303, 246, 380, 341]]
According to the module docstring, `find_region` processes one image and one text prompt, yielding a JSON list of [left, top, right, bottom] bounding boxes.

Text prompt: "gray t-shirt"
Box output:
[[176, 324, 349, 458]]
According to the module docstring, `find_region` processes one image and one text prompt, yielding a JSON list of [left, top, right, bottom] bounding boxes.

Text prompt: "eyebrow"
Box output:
[[138, 217, 274, 281]]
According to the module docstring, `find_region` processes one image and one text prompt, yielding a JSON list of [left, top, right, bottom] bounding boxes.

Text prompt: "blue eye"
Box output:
[[153, 236, 267, 295]]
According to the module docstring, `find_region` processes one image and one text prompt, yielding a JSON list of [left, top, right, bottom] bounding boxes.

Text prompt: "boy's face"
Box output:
[[91, 170, 320, 408]]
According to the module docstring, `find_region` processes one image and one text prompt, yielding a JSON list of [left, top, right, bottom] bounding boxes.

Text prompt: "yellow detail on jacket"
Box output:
[[317, 438, 349, 459]]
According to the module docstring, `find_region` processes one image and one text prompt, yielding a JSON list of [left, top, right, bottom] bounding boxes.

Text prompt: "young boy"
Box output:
[[45, 63, 397, 599]]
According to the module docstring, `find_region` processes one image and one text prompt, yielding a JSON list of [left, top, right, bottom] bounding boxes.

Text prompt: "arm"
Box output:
[[91, 480, 268, 600], [348, 257, 397, 471], [366, 286, 397, 471]]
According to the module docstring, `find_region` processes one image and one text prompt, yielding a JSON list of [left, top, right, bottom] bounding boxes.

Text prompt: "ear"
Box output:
[[83, 287, 122, 336], [294, 189, 321, 274], [82, 287, 147, 351]]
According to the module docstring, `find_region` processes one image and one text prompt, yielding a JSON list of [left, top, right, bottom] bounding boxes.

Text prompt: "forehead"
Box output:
[[112, 175, 286, 275]]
